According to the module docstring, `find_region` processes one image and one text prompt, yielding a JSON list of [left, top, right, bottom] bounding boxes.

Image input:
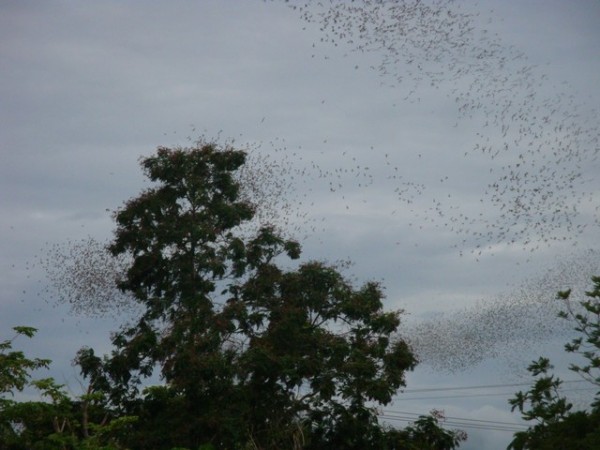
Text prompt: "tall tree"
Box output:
[[95, 143, 418, 449]]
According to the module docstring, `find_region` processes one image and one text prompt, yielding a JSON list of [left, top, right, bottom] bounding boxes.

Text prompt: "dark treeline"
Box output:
[[2, 144, 599, 450]]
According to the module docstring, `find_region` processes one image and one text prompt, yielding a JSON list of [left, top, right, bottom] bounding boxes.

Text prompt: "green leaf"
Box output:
[[12, 326, 38, 338]]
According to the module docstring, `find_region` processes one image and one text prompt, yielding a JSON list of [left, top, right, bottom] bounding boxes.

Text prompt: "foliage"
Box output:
[[508, 277, 600, 449], [78, 143, 422, 449], [379, 410, 467, 450], [0, 326, 50, 396], [558, 276, 600, 392], [399, 410, 467, 450], [0, 327, 135, 450], [4, 143, 466, 449], [236, 260, 416, 449]]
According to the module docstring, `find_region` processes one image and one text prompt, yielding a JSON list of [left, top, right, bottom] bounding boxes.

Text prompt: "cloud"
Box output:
[[2, 2, 599, 448]]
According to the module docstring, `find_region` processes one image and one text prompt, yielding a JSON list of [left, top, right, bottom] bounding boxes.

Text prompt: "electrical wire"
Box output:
[[376, 379, 597, 433], [400, 379, 588, 393], [395, 386, 595, 401], [378, 410, 529, 433]]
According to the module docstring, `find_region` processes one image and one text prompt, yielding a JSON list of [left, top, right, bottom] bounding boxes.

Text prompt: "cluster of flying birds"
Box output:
[[259, 0, 599, 255], [404, 248, 600, 374], [40, 0, 599, 372]]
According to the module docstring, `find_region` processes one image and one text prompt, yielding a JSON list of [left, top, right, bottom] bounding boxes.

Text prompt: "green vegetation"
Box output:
[[14, 142, 600, 449], [1, 144, 468, 449], [508, 277, 600, 449], [1, 327, 136, 449]]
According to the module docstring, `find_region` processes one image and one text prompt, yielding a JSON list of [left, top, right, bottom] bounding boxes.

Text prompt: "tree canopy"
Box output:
[[2, 142, 467, 450], [101, 143, 419, 448]]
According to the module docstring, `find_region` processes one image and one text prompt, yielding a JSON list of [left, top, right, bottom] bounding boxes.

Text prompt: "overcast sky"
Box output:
[[2, 1, 599, 448]]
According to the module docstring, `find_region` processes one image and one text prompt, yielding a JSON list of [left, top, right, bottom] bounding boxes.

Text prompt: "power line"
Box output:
[[378, 410, 529, 433], [395, 386, 595, 402], [400, 379, 588, 393], [380, 415, 523, 432], [382, 410, 526, 428], [379, 380, 597, 433]]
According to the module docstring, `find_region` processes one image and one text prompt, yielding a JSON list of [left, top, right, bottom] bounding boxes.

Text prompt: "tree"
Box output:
[[558, 276, 600, 392], [1, 326, 51, 447], [86, 142, 419, 449], [233, 260, 416, 449], [1, 327, 135, 450], [507, 277, 600, 449], [383, 410, 467, 450], [1, 326, 49, 396]]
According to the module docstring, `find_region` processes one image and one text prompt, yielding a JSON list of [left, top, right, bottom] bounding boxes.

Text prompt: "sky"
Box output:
[[2, 1, 600, 448]]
